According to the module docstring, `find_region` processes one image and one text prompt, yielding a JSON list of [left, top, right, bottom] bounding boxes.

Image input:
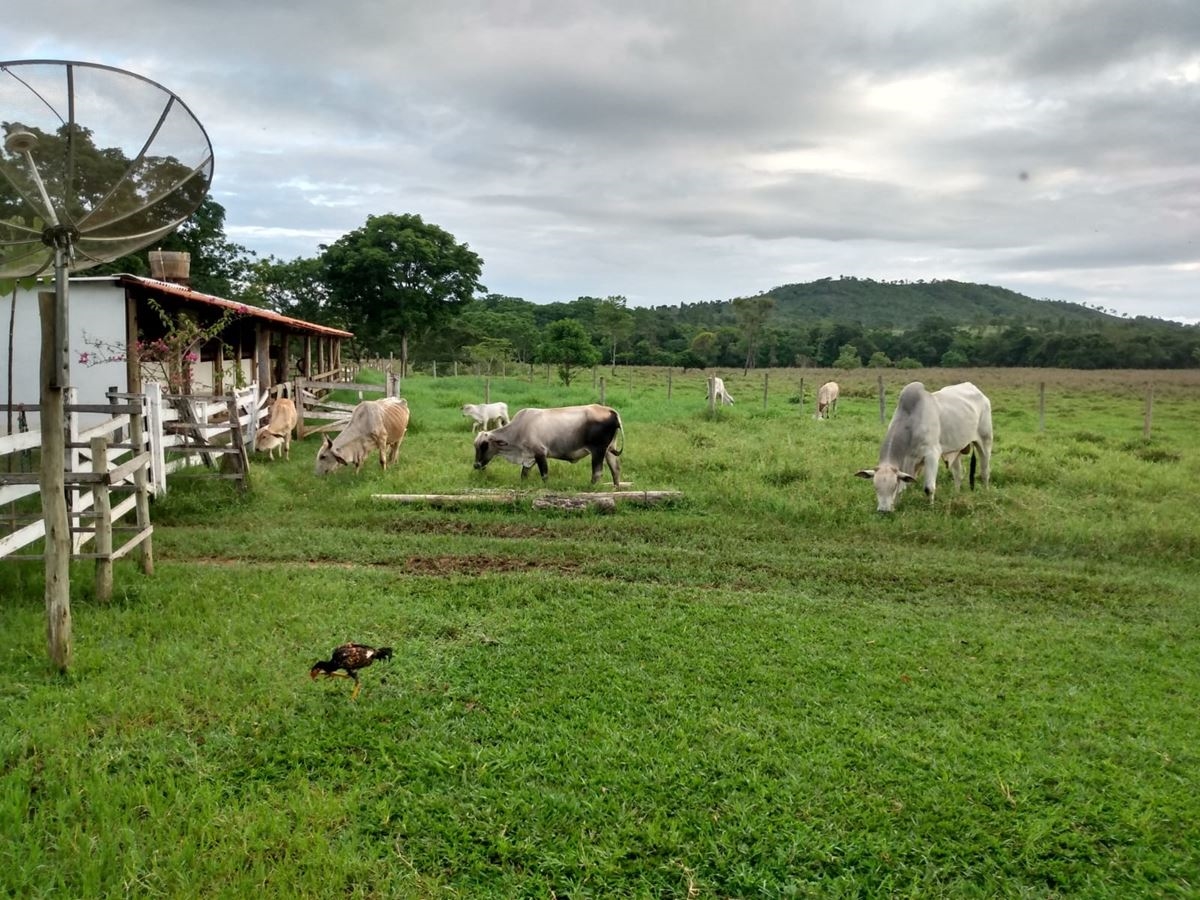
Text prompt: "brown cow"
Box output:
[[254, 397, 298, 460]]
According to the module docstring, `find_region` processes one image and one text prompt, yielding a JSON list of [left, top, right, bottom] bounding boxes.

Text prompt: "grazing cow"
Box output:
[[816, 381, 840, 420], [474, 404, 624, 486], [855, 381, 992, 513], [461, 401, 510, 433], [254, 397, 298, 460], [314, 397, 410, 475], [707, 376, 734, 406]]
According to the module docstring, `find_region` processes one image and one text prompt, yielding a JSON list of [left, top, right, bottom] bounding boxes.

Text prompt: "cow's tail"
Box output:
[[968, 445, 977, 490], [611, 410, 625, 457]]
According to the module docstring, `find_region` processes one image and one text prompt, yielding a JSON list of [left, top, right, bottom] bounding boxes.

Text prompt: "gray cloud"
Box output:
[[5, 0, 1198, 322]]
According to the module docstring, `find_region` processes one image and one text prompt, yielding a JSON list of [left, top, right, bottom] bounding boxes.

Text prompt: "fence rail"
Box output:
[[1, 382, 271, 573]]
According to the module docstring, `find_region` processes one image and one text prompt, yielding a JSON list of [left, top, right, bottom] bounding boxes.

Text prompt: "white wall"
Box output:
[[3, 279, 128, 435]]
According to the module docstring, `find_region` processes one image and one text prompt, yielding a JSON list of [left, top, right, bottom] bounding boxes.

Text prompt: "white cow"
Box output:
[[254, 397, 297, 460], [474, 404, 624, 486], [707, 376, 734, 406], [461, 401, 510, 433], [855, 381, 992, 513], [816, 381, 839, 420], [315, 397, 410, 475]]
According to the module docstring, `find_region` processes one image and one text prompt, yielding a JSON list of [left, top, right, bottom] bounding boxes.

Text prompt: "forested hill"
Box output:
[[768, 278, 1119, 328], [682, 277, 1126, 329]]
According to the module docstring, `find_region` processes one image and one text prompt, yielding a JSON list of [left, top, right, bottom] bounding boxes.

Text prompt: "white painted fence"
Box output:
[[1, 382, 270, 563]]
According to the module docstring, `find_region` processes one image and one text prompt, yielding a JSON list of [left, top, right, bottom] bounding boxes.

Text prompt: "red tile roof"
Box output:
[[117, 274, 354, 339]]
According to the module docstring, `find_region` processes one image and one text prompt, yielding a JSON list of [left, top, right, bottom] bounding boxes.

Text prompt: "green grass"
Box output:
[[3, 366, 1199, 897]]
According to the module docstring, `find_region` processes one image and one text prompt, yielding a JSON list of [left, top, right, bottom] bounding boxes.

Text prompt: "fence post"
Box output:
[[485, 378, 491, 404], [798, 377, 804, 414], [667, 370, 672, 402], [227, 395, 250, 493], [145, 382, 166, 496], [67, 387, 85, 554], [599, 377, 606, 406], [1143, 383, 1154, 438], [131, 392, 154, 576], [707, 376, 716, 415], [592, 366, 597, 390], [91, 437, 113, 603], [1038, 382, 1046, 433], [877, 375, 886, 424], [432, 361, 437, 379], [763, 372, 769, 409]]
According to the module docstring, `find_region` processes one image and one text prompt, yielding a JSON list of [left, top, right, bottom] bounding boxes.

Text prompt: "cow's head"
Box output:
[[855, 465, 916, 513], [254, 429, 283, 452], [473, 431, 506, 469], [314, 434, 350, 475]]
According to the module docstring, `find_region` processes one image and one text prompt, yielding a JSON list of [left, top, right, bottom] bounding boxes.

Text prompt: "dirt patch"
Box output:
[[403, 555, 580, 575], [385, 520, 549, 539]]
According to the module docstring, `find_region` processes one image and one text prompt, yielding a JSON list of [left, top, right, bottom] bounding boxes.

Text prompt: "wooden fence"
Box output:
[[294, 373, 399, 439], [0, 395, 154, 599], [1, 383, 271, 572]]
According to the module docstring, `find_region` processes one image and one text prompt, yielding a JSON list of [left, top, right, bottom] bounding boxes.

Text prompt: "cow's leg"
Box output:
[[520, 465, 532, 480], [977, 440, 991, 488], [605, 449, 621, 487], [535, 454, 550, 480], [946, 453, 965, 490], [283, 434, 291, 461], [923, 451, 940, 501], [590, 448, 606, 484]]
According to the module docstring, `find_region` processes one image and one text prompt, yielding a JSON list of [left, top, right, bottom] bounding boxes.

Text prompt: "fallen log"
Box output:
[[371, 490, 683, 509]]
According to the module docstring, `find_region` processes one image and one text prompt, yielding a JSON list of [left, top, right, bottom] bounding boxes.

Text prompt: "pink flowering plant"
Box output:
[[80, 297, 245, 394]]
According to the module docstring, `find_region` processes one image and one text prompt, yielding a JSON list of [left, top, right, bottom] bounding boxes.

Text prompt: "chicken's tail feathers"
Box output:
[[374, 647, 394, 661]]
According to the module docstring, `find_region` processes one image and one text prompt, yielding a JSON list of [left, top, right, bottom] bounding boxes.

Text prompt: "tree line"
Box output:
[[95, 205, 1200, 376]]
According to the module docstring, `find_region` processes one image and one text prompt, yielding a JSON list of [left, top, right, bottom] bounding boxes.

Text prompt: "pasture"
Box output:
[[2, 366, 1198, 897]]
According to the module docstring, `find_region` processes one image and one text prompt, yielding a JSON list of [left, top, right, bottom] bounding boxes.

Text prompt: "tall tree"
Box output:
[[321, 213, 484, 373], [594, 295, 634, 371], [732, 294, 776, 374], [242, 255, 331, 322], [537, 318, 600, 386]]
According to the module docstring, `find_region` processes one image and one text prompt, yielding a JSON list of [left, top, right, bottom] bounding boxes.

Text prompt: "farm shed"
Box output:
[[3, 264, 352, 431]]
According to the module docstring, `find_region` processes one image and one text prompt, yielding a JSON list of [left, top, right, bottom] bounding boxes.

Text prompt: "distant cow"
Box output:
[[314, 397, 410, 475], [707, 376, 734, 406], [816, 381, 839, 420], [461, 401, 510, 433], [473, 404, 624, 486], [254, 397, 297, 460], [855, 381, 992, 513]]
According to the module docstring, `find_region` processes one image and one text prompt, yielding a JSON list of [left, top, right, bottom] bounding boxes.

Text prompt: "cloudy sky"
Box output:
[[6, 1, 1199, 321]]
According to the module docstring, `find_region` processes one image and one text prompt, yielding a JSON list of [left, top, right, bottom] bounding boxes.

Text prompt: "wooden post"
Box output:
[[485, 378, 491, 404], [227, 395, 250, 493], [599, 377, 606, 405], [91, 437, 113, 603], [592, 366, 597, 390], [67, 387, 84, 553], [432, 360, 437, 378], [877, 375, 886, 424], [762, 372, 769, 409], [145, 382, 166, 496], [213, 339, 225, 395], [125, 294, 141, 392], [667, 370, 672, 402], [256, 326, 270, 392], [1143, 383, 1154, 438], [529, 363, 534, 383], [707, 376, 716, 415], [628, 366, 633, 396], [1038, 382, 1046, 433], [798, 377, 804, 414], [454, 361, 459, 377], [39, 291, 71, 671], [130, 392, 154, 576]]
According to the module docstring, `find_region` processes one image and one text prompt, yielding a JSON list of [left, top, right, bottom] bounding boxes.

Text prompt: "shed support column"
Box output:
[[256, 327, 271, 392]]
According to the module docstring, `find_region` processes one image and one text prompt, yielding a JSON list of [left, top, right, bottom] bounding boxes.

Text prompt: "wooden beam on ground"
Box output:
[[371, 490, 682, 510]]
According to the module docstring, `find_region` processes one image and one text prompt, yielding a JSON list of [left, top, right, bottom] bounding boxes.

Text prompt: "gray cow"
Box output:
[[473, 404, 624, 486], [855, 381, 992, 512]]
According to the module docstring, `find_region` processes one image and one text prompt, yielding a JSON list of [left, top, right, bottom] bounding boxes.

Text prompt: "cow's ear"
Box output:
[[333, 451, 349, 466], [854, 468, 875, 479], [898, 472, 917, 483], [321, 434, 332, 448]]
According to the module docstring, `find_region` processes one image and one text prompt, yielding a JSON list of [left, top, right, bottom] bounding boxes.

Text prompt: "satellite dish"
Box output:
[[0, 59, 214, 278], [0, 60, 213, 673]]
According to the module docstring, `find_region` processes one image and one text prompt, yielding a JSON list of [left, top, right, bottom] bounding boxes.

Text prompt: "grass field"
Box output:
[[3, 366, 1199, 897]]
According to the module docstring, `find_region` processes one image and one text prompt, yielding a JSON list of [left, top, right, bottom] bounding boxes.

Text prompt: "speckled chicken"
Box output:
[[309, 643, 393, 699]]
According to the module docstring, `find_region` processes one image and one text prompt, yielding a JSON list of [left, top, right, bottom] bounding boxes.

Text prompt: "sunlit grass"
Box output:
[[2, 366, 1199, 896]]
